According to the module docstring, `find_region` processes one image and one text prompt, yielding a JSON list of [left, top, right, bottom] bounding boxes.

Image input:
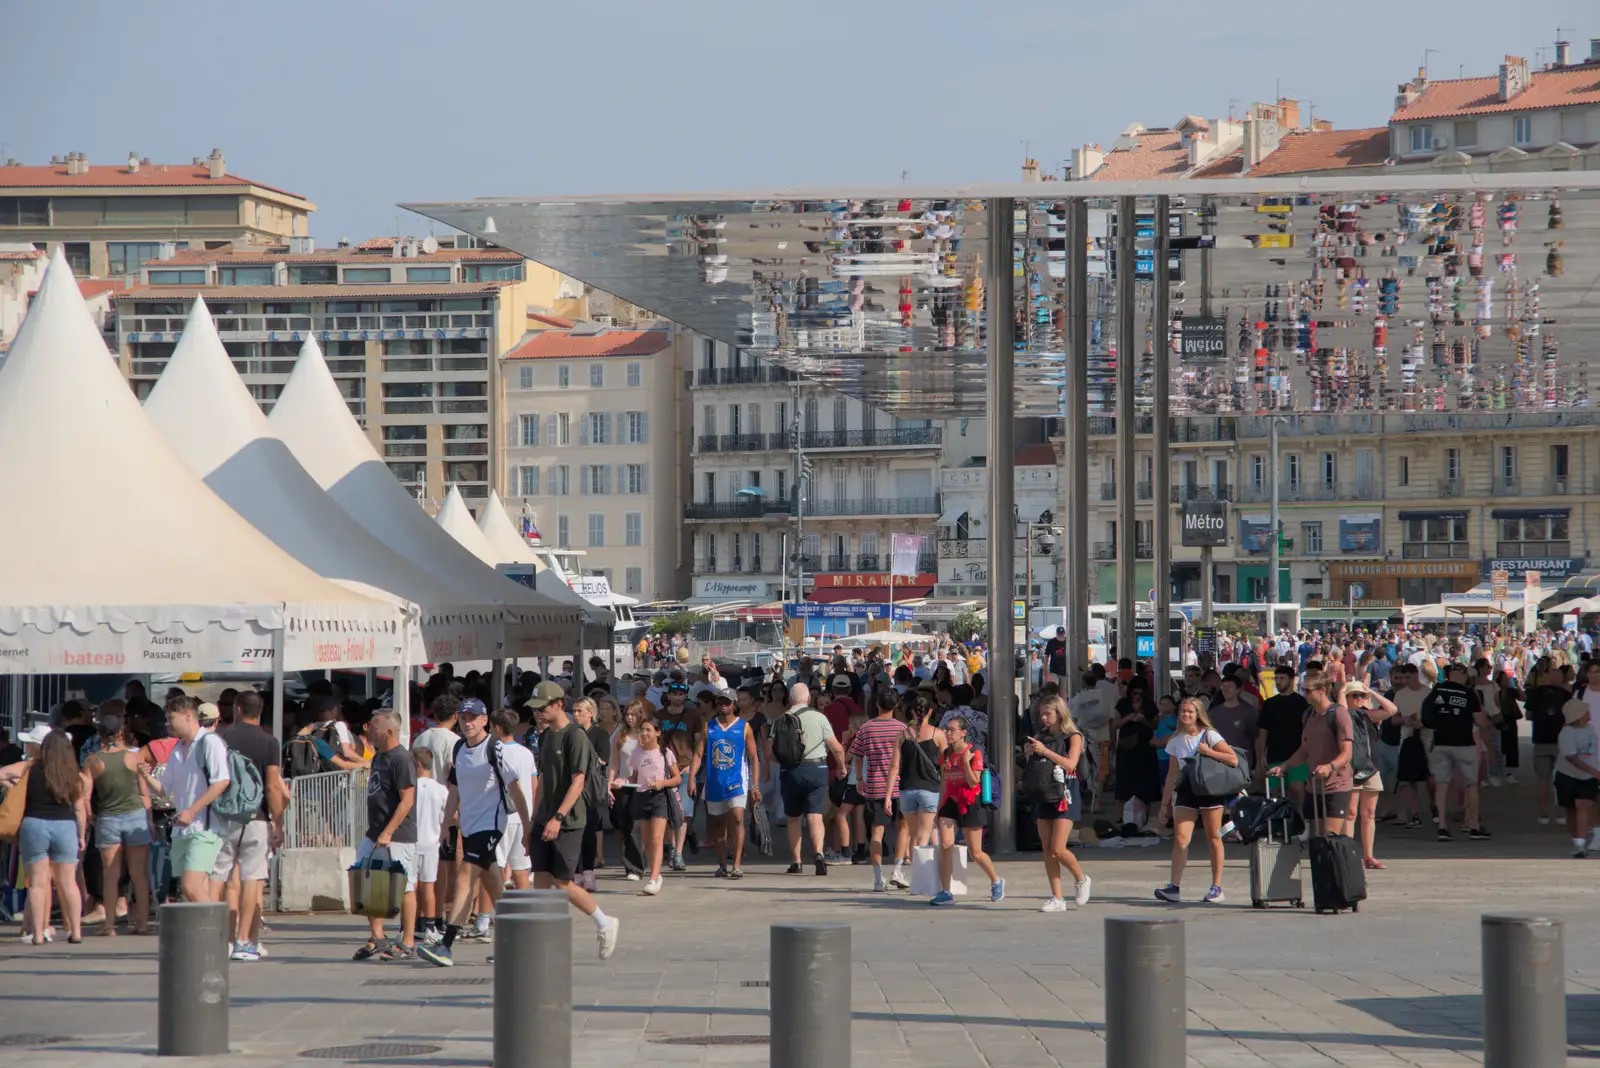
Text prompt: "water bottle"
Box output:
[[980, 768, 993, 806]]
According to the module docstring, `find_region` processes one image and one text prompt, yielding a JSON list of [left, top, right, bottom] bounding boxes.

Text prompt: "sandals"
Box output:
[[379, 942, 416, 962], [1363, 859, 1386, 870], [353, 937, 392, 961]]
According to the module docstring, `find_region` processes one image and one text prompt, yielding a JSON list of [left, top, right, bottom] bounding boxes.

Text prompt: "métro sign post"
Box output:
[[1181, 500, 1228, 629]]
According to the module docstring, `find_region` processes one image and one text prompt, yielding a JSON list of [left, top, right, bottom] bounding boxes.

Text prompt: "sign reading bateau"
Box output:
[[1179, 317, 1226, 363], [1180, 500, 1229, 547]]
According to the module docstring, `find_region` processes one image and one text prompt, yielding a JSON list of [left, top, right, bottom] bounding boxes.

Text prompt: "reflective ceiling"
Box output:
[[407, 174, 1600, 417]]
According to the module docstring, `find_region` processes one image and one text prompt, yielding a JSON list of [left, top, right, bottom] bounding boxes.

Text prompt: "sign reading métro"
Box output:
[[1180, 500, 1229, 547], [1179, 316, 1227, 363]]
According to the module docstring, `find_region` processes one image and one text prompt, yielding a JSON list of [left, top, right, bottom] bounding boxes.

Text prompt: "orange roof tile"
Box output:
[[1249, 128, 1392, 176], [1190, 151, 1245, 179], [0, 163, 308, 201], [526, 312, 576, 328], [1086, 130, 1190, 181], [0, 249, 44, 261], [504, 329, 671, 360], [1391, 66, 1600, 121], [78, 279, 130, 299]]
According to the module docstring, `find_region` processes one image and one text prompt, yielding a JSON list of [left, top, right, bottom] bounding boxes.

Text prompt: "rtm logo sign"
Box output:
[[1181, 501, 1229, 547]]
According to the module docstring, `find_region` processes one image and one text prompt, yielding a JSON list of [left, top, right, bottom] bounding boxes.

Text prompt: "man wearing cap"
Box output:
[[153, 695, 232, 904], [690, 691, 761, 878], [819, 675, 860, 739], [418, 698, 532, 968]]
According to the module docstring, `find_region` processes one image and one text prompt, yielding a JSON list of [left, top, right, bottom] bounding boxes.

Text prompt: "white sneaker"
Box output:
[[641, 878, 662, 896], [888, 869, 909, 889], [1487, 776, 1504, 788], [1040, 897, 1068, 913], [1074, 876, 1093, 906], [1539, 816, 1552, 826], [625, 872, 641, 881], [873, 875, 887, 893], [596, 916, 620, 960], [1504, 773, 1519, 785], [1557, 814, 1568, 826]]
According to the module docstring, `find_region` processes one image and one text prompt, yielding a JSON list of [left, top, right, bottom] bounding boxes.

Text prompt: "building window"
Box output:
[[1500, 446, 1517, 487], [833, 396, 848, 432], [627, 362, 642, 387], [625, 566, 642, 595], [1454, 121, 1478, 148], [804, 398, 818, 433], [1285, 454, 1301, 488], [625, 513, 642, 546], [589, 363, 604, 387], [1398, 455, 1410, 486], [551, 465, 570, 495], [519, 414, 539, 446], [519, 466, 540, 496], [557, 365, 570, 388], [1403, 516, 1470, 559], [518, 365, 534, 389], [623, 463, 646, 494], [108, 242, 164, 275], [585, 412, 610, 445], [584, 464, 610, 494], [624, 411, 648, 444], [1302, 522, 1323, 554], [148, 268, 207, 284], [1249, 455, 1266, 490], [557, 515, 570, 548], [404, 266, 452, 283], [701, 404, 716, 438], [1514, 116, 1533, 145], [1409, 124, 1434, 153], [1445, 447, 1461, 484], [383, 425, 426, 441], [703, 472, 717, 504], [1320, 452, 1336, 488], [588, 514, 605, 547], [289, 264, 337, 285], [557, 413, 570, 445], [343, 267, 391, 284], [0, 197, 49, 226], [463, 263, 523, 282], [728, 404, 741, 436]]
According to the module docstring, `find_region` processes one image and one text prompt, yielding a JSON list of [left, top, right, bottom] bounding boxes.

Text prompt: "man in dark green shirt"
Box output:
[[532, 692, 619, 960]]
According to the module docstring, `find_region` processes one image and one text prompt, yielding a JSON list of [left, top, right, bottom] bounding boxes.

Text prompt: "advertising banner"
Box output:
[[1338, 515, 1382, 553]]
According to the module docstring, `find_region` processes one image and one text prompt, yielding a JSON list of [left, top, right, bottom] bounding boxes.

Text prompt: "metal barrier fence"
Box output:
[[282, 769, 368, 850]]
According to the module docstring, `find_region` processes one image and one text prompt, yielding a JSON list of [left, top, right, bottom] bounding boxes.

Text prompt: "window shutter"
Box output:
[[602, 465, 612, 495], [603, 412, 614, 445], [639, 411, 649, 444], [545, 414, 557, 447], [639, 464, 648, 495], [580, 412, 591, 445], [579, 466, 589, 495]]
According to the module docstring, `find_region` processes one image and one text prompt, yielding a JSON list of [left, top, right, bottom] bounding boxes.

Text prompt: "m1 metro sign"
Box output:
[[1181, 500, 1229, 547]]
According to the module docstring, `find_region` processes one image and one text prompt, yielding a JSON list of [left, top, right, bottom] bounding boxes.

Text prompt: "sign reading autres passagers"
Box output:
[[1179, 317, 1227, 363]]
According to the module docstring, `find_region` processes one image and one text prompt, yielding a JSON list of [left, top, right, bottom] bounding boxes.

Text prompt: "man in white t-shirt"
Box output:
[[489, 709, 537, 902], [159, 695, 233, 903]]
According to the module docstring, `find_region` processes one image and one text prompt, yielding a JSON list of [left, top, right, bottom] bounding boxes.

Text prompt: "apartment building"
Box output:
[[1073, 411, 1600, 621], [935, 444, 1061, 604], [500, 324, 689, 601], [686, 337, 943, 604], [0, 150, 313, 277], [111, 237, 584, 502]]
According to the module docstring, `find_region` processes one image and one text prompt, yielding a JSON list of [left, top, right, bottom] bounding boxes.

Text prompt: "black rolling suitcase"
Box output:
[[1307, 779, 1366, 914]]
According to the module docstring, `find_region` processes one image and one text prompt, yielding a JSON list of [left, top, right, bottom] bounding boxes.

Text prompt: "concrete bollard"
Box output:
[[494, 913, 572, 1068], [1482, 914, 1565, 1068], [158, 901, 230, 1057], [1105, 916, 1184, 1068], [770, 923, 850, 1068]]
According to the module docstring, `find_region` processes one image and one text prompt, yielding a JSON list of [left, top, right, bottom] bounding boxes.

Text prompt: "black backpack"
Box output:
[[454, 736, 513, 822], [1021, 735, 1069, 804], [771, 710, 806, 769], [283, 722, 337, 779], [1342, 707, 1378, 784]]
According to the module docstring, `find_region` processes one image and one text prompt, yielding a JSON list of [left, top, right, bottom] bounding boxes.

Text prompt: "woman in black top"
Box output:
[[1494, 670, 1523, 776], [1112, 687, 1162, 815], [1, 730, 87, 943], [896, 695, 944, 855]]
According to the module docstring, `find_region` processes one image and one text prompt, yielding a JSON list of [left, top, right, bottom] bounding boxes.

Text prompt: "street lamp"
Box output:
[[1020, 517, 1063, 716]]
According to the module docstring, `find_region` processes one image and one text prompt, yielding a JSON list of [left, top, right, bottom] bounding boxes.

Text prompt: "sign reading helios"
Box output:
[[1181, 500, 1229, 547]]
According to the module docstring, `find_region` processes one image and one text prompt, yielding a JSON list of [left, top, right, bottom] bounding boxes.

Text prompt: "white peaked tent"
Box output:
[[142, 299, 517, 669], [476, 491, 540, 565], [0, 249, 403, 674], [268, 337, 582, 657], [435, 485, 505, 566], [463, 489, 612, 643]]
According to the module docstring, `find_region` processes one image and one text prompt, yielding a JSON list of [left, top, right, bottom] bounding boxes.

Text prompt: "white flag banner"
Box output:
[[890, 533, 925, 578]]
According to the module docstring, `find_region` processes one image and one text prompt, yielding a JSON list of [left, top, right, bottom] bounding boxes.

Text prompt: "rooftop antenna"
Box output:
[[1021, 139, 1033, 161], [1228, 98, 1241, 121], [900, 169, 908, 185], [1303, 100, 1316, 127], [1422, 48, 1439, 77]]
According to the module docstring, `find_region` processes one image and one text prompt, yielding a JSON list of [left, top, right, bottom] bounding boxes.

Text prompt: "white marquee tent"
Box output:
[[476, 491, 540, 565], [435, 485, 506, 567], [0, 249, 403, 674], [143, 299, 520, 668], [268, 337, 582, 659]]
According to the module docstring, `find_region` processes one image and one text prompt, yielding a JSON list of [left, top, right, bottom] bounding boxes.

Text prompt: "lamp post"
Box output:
[[1020, 518, 1061, 717]]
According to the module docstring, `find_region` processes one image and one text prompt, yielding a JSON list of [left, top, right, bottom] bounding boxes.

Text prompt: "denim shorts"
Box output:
[[899, 788, 940, 814], [19, 817, 79, 865], [95, 809, 153, 849]]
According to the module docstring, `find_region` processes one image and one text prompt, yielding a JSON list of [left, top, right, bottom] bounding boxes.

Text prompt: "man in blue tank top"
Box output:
[[691, 692, 761, 878]]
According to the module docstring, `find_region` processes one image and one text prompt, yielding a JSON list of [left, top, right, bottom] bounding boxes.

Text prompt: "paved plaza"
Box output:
[[2, 813, 1598, 1068]]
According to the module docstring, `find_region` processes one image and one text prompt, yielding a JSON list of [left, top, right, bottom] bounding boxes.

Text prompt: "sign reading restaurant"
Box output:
[[1482, 557, 1585, 580]]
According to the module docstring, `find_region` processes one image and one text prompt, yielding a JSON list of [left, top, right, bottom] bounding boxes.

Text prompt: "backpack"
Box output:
[[1021, 735, 1069, 804], [283, 723, 337, 779], [1071, 728, 1098, 794], [1344, 707, 1377, 784], [771, 710, 806, 769], [453, 736, 512, 822], [203, 734, 265, 823]]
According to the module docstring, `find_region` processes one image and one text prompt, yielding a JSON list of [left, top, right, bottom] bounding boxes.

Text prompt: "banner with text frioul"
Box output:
[[890, 533, 925, 578]]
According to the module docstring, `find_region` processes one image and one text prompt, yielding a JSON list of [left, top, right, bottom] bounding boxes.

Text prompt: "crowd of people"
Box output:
[[2, 618, 1593, 961]]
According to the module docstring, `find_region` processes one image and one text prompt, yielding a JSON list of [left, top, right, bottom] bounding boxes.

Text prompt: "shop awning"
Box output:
[[1491, 507, 1569, 520], [1398, 510, 1469, 521], [937, 504, 967, 526]]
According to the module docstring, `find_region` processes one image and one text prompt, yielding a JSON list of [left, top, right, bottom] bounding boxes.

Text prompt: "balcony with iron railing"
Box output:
[[1100, 482, 1117, 501], [686, 494, 940, 521], [1170, 484, 1233, 503], [825, 554, 851, 571], [797, 427, 942, 449], [1092, 542, 1115, 560], [1136, 482, 1153, 501], [1084, 416, 1234, 441], [856, 554, 880, 571]]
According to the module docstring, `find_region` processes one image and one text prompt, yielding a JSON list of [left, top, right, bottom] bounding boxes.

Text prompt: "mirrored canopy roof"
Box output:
[[406, 172, 1600, 417]]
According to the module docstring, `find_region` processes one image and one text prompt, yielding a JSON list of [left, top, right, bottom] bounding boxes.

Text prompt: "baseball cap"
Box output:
[[527, 681, 567, 709], [18, 724, 51, 746], [458, 698, 488, 718], [714, 691, 735, 706], [830, 675, 851, 691], [197, 702, 220, 725]]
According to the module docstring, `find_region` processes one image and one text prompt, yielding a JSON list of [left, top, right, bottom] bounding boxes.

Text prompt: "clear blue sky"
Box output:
[[6, 0, 1590, 241]]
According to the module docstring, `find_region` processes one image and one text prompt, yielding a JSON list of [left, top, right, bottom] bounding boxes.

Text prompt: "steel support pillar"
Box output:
[[985, 196, 1016, 854], [1065, 199, 1090, 687], [1152, 195, 1172, 698], [1115, 196, 1137, 667]]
